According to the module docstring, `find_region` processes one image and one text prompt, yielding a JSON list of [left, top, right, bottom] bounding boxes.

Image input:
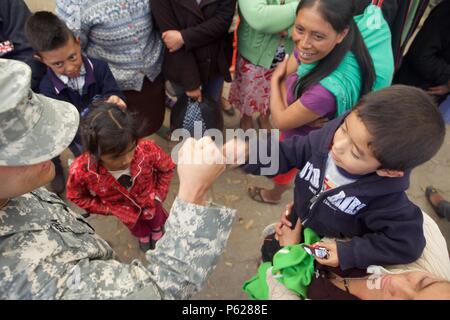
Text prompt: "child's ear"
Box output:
[[376, 169, 404, 178], [33, 53, 42, 62], [75, 36, 81, 45]]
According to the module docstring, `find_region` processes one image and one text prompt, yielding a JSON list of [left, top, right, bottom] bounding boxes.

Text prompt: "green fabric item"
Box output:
[[237, 0, 298, 69], [242, 228, 321, 300], [297, 4, 394, 117], [242, 262, 272, 300]]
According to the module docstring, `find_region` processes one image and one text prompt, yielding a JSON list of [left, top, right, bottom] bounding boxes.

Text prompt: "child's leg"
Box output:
[[148, 202, 169, 249], [129, 219, 153, 251]]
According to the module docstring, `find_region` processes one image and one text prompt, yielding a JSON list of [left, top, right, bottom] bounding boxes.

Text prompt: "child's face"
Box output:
[[37, 36, 83, 78], [100, 144, 136, 172], [331, 111, 382, 175]]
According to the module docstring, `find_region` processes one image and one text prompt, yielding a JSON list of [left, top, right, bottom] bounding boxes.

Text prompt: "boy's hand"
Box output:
[[222, 137, 249, 167], [275, 218, 302, 246], [106, 95, 127, 109], [313, 241, 339, 267], [280, 202, 294, 228]]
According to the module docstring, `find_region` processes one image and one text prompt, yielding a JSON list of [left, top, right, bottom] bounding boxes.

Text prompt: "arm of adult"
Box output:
[[270, 56, 335, 130], [177, 0, 237, 51], [150, 0, 202, 91], [1, 0, 32, 60], [1, 0, 46, 90], [238, 0, 298, 34]]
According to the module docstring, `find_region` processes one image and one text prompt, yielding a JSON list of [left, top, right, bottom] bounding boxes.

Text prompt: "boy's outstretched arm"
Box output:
[[236, 132, 314, 177]]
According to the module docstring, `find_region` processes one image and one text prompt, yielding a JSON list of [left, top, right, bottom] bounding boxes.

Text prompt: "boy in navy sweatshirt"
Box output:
[[24, 11, 126, 193], [239, 85, 445, 271]]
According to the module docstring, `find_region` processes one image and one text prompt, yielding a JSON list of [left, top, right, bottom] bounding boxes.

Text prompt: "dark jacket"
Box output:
[[395, 1, 450, 91], [39, 55, 125, 115], [150, 0, 236, 91], [0, 0, 46, 91], [243, 115, 425, 271], [67, 140, 175, 228], [39, 55, 125, 149]]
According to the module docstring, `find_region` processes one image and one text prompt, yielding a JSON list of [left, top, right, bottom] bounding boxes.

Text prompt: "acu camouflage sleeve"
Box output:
[[60, 198, 235, 299]]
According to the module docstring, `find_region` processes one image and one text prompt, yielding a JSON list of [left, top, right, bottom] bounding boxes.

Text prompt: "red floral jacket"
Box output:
[[66, 139, 175, 228]]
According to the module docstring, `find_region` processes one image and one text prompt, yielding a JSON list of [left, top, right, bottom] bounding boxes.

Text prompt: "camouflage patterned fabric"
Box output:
[[0, 187, 235, 299], [0, 59, 79, 166]]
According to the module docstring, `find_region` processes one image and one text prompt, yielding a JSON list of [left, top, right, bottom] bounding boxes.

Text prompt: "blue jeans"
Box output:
[[439, 94, 450, 124], [202, 76, 224, 103]]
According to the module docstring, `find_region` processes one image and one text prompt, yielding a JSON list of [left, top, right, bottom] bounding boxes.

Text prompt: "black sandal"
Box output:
[[248, 186, 280, 205]]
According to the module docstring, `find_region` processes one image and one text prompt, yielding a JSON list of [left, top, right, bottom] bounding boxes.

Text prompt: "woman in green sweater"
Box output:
[[228, 0, 299, 131]]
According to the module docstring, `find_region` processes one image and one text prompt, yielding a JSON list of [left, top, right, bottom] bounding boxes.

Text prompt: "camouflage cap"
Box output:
[[0, 59, 79, 166]]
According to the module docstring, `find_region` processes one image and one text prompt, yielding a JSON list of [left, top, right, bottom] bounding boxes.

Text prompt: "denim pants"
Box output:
[[439, 94, 450, 124]]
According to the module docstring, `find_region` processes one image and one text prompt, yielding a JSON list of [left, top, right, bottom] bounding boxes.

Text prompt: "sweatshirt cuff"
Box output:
[[336, 241, 356, 270]]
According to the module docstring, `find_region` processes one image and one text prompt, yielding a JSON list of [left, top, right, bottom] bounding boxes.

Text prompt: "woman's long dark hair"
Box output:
[[294, 0, 375, 99]]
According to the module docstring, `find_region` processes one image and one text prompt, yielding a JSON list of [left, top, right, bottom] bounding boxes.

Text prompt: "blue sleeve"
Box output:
[[38, 76, 59, 100], [242, 132, 314, 177], [95, 59, 126, 101], [337, 197, 426, 270]]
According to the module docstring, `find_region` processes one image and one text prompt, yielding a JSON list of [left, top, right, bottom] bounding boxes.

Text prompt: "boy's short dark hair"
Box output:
[[355, 85, 445, 171], [25, 11, 74, 52]]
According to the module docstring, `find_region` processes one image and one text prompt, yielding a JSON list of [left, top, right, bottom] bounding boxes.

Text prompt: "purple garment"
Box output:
[[282, 49, 336, 139], [283, 73, 336, 138]]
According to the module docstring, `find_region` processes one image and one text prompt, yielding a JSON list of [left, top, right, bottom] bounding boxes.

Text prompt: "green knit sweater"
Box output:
[[237, 0, 299, 69]]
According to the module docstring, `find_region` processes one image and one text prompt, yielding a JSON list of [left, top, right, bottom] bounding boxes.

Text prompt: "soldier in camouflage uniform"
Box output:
[[0, 59, 235, 299]]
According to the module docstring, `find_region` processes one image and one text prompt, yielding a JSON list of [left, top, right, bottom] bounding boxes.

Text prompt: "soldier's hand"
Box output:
[[177, 137, 226, 205]]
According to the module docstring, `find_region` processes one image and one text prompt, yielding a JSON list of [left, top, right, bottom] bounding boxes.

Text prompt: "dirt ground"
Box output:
[[62, 107, 450, 300]]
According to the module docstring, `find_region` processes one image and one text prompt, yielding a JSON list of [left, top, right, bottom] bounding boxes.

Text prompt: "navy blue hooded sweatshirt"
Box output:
[[243, 115, 425, 271]]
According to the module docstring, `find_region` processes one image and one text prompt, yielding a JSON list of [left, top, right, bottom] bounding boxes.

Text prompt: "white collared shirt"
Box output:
[[56, 62, 86, 95]]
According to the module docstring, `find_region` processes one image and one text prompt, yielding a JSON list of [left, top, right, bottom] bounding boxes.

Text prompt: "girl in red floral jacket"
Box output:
[[66, 103, 175, 251]]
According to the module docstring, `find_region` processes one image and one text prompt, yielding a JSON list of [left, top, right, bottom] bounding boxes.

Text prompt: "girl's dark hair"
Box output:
[[294, 0, 375, 99], [80, 103, 143, 161]]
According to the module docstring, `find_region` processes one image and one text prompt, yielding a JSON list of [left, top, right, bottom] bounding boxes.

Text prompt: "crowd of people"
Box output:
[[1, 0, 450, 300]]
